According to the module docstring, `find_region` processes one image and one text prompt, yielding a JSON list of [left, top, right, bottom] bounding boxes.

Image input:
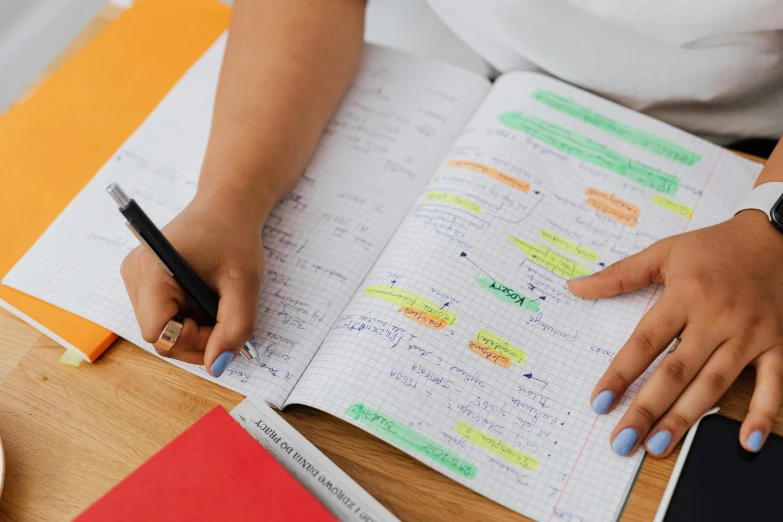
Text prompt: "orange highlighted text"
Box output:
[[447, 160, 530, 193], [398, 307, 448, 330], [585, 187, 639, 227], [467, 339, 511, 368]]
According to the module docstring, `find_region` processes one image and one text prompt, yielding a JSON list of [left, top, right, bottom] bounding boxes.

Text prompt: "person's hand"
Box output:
[[569, 210, 783, 456], [120, 190, 265, 377]]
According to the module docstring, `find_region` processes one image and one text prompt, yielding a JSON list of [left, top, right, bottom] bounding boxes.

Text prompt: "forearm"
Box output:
[[198, 0, 367, 218]]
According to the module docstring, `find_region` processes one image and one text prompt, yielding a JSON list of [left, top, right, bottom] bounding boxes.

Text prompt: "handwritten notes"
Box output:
[[425, 190, 482, 213], [287, 72, 762, 522], [456, 422, 539, 471], [475, 278, 540, 313], [2, 37, 489, 407], [539, 229, 599, 262], [446, 160, 530, 193], [346, 404, 478, 478], [508, 237, 591, 280], [467, 339, 511, 368], [498, 111, 680, 195], [651, 194, 693, 218], [399, 307, 448, 330], [532, 90, 702, 166], [473, 329, 527, 365], [585, 187, 640, 227], [364, 285, 458, 326]]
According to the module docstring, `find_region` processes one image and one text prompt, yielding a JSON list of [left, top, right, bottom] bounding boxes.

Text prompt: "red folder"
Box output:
[[75, 407, 335, 521]]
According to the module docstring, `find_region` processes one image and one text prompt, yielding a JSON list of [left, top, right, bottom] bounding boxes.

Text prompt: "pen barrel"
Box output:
[[121, 201, 220, 321]]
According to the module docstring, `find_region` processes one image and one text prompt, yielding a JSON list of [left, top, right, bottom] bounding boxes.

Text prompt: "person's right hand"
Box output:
[[120, 190, 265, 377]]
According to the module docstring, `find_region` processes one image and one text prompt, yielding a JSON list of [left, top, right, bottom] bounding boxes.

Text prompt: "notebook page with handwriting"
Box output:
[[3, 35, 490, 407], [286, 72, 763, 521]]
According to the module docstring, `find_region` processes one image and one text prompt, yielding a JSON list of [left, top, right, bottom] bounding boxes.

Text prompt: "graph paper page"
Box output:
[[287, 72, 764, 521], [3, 35, 490, 407]]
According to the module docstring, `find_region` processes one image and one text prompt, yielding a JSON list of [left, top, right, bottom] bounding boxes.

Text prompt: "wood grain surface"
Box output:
[[0, 6, 779, 522], [2, 313, 780, 522]]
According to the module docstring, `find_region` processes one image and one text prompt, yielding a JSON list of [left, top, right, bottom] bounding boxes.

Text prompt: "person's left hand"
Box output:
[[569, 210, 783, 457]]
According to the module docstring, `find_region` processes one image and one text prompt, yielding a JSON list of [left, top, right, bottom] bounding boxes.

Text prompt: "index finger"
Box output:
[[569, 238, 671, 300]]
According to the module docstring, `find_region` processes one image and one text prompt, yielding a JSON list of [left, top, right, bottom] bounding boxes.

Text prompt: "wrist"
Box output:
[[195, 170, 278, 225], [732, 208, 781, 245]]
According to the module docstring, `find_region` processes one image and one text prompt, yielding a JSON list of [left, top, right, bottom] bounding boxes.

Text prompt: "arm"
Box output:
[[199, 0, 366, 210], [570, 138, 783, 456], [121, 0, 367, 376]]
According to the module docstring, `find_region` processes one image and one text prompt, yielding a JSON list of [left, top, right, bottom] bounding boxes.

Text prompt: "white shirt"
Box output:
[[367, 0, 783, 143]]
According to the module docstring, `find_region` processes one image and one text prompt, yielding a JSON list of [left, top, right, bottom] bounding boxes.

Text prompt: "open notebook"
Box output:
[[4, 35, 762, 521]]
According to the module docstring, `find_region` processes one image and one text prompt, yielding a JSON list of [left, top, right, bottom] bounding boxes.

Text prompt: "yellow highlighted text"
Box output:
[[455, 422, 539, 470], [425, 190, 482, 213], [364, 285, 458, 326], [651, 194, 692, 218], [508, 236, 590, 279], [474, 329, 527, 365], [539, 229, 599, 262]]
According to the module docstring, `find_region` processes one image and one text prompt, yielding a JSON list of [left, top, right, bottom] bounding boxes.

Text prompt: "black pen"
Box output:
[[107, 183, 254, 361]]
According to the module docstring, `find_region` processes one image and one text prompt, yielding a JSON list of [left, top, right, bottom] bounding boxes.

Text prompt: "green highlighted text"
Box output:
[[533, 90, 701, 166], [498, 111, 680, 195], [475, 277, 540, 313], [346, 404, 477, 478]]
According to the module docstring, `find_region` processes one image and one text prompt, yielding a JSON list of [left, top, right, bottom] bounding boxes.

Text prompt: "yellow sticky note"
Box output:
[[59, 349, 84, 367]]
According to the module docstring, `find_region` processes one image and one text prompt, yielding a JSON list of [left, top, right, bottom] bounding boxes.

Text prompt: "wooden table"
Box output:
[[0, 6, 780, 522]]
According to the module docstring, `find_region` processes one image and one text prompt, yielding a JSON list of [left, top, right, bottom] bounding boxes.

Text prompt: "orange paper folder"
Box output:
[[0, 0, 231, 361]]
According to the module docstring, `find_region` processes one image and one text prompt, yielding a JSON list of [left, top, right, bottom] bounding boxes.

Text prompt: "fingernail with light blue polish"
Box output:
[[591, 390, 614, 414], [612, 428, 638, 456], [211, 351, 234, 378], [747, 430, 764, 452], [646, 431, 671, 456], [570, 275, 589, 281]]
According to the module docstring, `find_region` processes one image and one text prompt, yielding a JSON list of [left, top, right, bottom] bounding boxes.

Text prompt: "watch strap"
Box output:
[[733, 182, 783, 218]]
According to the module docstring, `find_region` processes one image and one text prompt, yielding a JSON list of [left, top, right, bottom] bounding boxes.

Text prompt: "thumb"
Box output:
[[204, 270, 259, 377], [568, 238, 669, 300]]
